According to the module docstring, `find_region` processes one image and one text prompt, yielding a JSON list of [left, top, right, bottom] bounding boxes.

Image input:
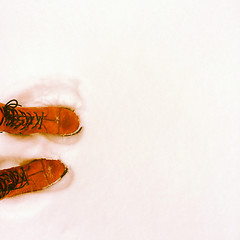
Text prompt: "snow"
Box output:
[[0, 0, 239, 239]]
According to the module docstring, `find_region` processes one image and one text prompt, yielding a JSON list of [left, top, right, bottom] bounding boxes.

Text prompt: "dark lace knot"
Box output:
[[0, 167, 29, 199], [0, 99, 44, 130]]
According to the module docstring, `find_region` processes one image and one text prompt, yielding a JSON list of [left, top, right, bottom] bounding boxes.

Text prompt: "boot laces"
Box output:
[[0, 167, 29, 199], [0, 99, 44, 130]]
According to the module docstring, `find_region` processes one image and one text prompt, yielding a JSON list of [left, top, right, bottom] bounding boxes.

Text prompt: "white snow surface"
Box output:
[[0, 1, 240, 239]]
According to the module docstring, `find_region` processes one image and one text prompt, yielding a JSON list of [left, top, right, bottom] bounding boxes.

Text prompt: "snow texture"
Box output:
[[0, 0, 240, 240]]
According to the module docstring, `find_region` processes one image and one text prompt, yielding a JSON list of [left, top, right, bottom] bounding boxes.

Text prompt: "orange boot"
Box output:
[[0, 99, 81, 135], [0, 159, 68, 200]]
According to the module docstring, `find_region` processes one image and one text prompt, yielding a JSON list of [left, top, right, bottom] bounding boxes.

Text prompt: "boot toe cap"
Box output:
[[43, 159, 68, 184], [59, 108, 81, 135]]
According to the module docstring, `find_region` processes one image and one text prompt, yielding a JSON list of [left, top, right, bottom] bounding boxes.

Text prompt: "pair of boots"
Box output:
[[0, 99, 82, 200]]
